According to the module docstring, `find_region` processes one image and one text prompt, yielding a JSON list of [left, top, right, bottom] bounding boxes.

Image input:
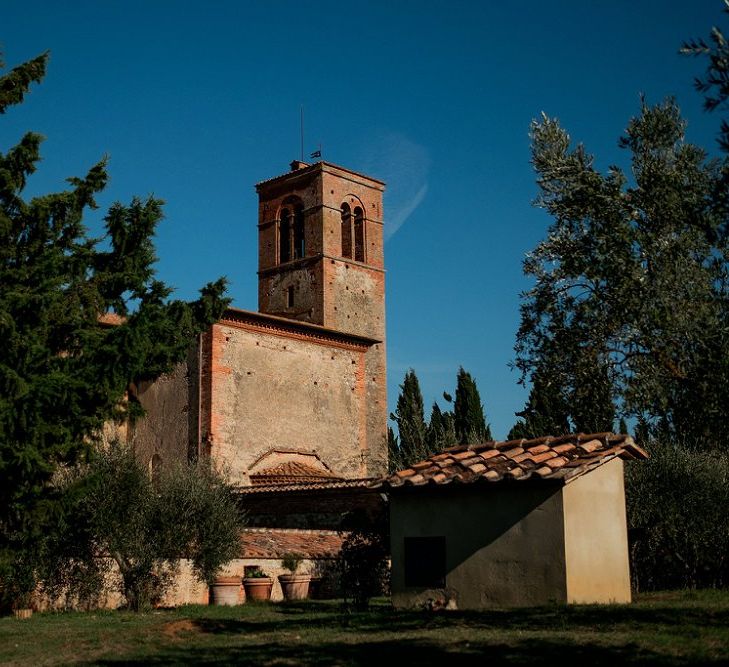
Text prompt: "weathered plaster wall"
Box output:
[[259, 261, 323, 323], [36, 556, 337, 609], [130, 355, 195, 471], [390, 485, 567, 610], [563, 458, 632, 604], [203, 320, 385, 482]]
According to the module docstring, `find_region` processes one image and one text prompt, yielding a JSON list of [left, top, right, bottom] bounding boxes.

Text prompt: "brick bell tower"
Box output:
[[255, 160, 388, 475], [256, 160, 386, 343]]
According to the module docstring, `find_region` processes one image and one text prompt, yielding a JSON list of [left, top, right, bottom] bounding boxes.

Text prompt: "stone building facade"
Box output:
[[129, 159, 388, 486], [118, 160, 390, 601]]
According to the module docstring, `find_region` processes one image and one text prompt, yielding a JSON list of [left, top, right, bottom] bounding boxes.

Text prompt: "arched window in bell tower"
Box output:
[[353, 206, 365, 262], [341, 203, 352, 259], [293, 203, 305, 259], [279, 208, 291, 263]]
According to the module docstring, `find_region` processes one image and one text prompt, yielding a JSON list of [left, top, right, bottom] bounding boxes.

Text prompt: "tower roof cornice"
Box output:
[[255, 160, 385, 192]]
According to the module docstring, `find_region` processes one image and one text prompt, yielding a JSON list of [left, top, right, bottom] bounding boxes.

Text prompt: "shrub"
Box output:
[[339, 508, 389, 610], [281, 553, 303, 574], [626, 438, 729, 590], [41, 443, 245, 611]]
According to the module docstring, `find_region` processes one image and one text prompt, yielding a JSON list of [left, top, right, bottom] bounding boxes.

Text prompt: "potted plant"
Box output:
[[242, 567, 273, 602], [278, 552, 311, 601], [210, 575, 242, 606]]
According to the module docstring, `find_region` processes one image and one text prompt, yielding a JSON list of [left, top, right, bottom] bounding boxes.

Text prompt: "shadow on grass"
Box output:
[[81, 597, 729, 666], [89, 635, 717, 666], [166, 598, 729, 636]]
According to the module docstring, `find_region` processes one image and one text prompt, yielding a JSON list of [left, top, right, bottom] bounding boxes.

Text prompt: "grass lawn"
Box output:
[[1, 590, 728, 665]]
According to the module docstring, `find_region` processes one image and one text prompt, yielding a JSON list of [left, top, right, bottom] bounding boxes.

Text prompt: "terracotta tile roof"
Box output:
[[240, 528, 345, 559], [374, 433, 648, 490], [250, 460, 341, 486], [236, 477, 375, 495], [221, 307, 381, 347]]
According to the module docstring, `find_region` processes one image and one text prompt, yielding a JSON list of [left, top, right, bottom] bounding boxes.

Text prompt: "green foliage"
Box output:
[[281, 552, 303, 574], [0, 51, 47, 113], [453, 367, 491, 444], [339, 508, 389, 610], [389, 367, 491, 471], [626, 439, 729, 590], [0, 51, 229, 607], [515, 98, 729, 447], [244, 568, 269, 579], [507, 367, 570, 440], [681, 1, 729, 152], [42, 444, 245, 611], [388, 369, 427, 471], [425, 402, 457, 453], [386, 426, 400, 474], [569, 351, 616, 434]]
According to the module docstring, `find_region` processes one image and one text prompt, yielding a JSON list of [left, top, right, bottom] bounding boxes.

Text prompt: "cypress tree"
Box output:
[[508, 367, 571, 440], [570, 351, 616, 434], [389, 369, 427, 468], [386, 426, 400, 474], [453, 367, 492, 444], [425, 402, 458, 454]]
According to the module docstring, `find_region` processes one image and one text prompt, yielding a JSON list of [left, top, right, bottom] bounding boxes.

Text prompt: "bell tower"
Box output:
[[256, 160, 386, 342]]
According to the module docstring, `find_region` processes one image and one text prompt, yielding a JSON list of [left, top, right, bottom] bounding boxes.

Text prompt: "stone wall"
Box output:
[[201, 312, 387, 482]]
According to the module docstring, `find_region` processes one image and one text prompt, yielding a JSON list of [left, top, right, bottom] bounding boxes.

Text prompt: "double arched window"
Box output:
[[279, 198, 305, 263], [340, 202, 365, 262]]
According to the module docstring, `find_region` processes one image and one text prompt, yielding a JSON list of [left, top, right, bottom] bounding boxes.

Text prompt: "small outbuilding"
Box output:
[[376, 432, 648, 610]]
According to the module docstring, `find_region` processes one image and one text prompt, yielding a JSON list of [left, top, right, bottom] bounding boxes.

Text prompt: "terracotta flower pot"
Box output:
[[243, 577, 273, 601], [210, 576, 242, 606], [13, 609, 33, 619], [278, 574, 311, 601]]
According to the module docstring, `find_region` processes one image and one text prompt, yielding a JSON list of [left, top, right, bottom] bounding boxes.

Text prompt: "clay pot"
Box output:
[[278, 574, 311, 601], [243, 577, 274, 602], [13, 609, 33, 619], [210, 576, 242, 606]]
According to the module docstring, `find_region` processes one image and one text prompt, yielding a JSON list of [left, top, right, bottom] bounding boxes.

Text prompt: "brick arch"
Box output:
[[341, 194, 367, 262], [277, 196, 306, 263]]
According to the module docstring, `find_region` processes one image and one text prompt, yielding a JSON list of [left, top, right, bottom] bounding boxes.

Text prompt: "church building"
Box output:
[[131, 159, 388, 483], [122, 160, 390, 601]]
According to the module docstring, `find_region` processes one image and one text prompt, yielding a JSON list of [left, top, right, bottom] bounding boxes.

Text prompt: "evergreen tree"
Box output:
[[681, 1, 729, 152], [425, 402, 457, 453], [507, 367, 570, 440], [386, 426, 400, 474], [0, 52, 229, 606], [453, 367, 492, 444], [569, 349, 616, 434], [389, 369, 427, 469]]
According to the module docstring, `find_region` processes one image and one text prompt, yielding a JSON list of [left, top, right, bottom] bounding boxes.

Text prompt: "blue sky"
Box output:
[[3, 1, 725, 438]]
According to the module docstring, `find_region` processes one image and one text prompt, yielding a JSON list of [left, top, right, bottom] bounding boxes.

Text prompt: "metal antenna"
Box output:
[[300, 105, 304, 162]]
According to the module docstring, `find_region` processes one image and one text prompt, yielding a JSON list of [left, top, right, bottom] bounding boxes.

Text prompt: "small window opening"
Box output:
[[354, 206, 365, 262], [293, 204, 305, 259], [404, 536, 446, 588], [287, 285, 294, 308], [341, 203, 352, 258], [279, 208, 291, 263]]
